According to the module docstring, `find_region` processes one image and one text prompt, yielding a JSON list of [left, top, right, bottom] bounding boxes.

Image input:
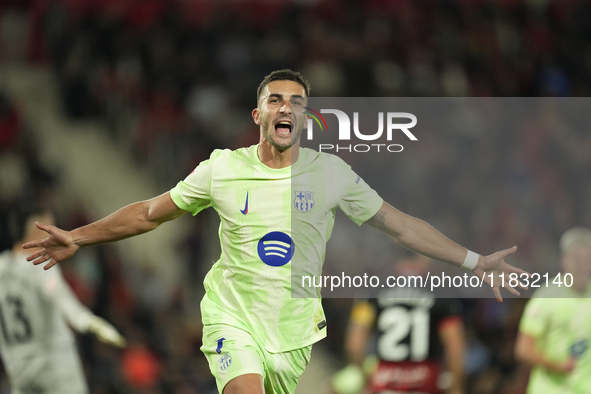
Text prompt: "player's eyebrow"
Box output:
[[267, 93, 306, 101]]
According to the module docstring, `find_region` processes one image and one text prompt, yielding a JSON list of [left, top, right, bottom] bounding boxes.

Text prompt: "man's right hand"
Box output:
[[23, 192, 188, 270], [554, 357, 576, 374], [23, 222, 79, 270]]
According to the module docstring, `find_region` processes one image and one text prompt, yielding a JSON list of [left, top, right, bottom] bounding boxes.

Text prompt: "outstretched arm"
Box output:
[[23, 192, 188, 270], [365, 202, 529, 301], [439, 318, 466, 394]]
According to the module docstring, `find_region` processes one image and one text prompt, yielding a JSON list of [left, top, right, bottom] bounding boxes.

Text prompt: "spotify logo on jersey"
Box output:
[[257, 232, 294, 267]]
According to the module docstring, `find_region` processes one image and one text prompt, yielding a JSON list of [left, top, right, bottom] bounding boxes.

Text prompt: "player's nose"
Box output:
[[279, 101, 292, 114]]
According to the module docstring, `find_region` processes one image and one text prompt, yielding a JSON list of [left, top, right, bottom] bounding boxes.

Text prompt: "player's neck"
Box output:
[[12, 243, 28, 256], [12, 233, 40, 255], [258, 140, 300, 169]]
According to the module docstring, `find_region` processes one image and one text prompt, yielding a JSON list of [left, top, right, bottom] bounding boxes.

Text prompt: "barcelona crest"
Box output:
[[294, 191, 315, 213]]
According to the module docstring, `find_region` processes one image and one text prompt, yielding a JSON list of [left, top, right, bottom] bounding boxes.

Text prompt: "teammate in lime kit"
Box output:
[[24, 70, 529, 394], [515, 227, 591, 394]]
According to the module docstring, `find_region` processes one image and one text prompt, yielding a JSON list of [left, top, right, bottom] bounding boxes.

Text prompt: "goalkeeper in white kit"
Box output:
[[0, 202, 126, 394]]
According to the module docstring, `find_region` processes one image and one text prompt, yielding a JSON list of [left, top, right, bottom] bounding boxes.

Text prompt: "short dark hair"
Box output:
[[7, 200, 47, 244], [256, 69, 311, 105]]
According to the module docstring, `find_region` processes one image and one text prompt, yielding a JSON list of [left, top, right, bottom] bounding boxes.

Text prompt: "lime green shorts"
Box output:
[[201, 323, 312, 394]]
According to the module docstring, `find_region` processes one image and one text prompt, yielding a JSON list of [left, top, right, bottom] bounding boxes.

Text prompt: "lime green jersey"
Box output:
[[519, 282, 591, 394], [170, 145, 383, 352]]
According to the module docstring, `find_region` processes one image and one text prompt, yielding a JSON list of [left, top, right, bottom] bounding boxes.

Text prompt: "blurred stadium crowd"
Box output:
[[1, 0, 591, 393]]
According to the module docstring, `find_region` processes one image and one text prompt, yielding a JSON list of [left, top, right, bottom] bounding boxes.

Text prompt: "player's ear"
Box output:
[[252, 108, 261, 125]]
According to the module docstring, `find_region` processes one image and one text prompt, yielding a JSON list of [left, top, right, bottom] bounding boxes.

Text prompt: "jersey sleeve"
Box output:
[[40, 265, 94, 333], [519, 297, 548, 338], [335, 159, 383, 226], [170, 154, 215, 215]]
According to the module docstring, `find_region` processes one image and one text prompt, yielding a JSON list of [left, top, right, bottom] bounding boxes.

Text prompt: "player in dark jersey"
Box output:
[[334, 254, 465, 394]]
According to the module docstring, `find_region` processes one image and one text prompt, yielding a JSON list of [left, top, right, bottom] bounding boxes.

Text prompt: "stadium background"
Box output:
[[1, 0, 591, 393]]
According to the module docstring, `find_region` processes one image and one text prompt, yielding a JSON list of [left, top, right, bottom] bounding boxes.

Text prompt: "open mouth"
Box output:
[[274, 121, 292, 136]]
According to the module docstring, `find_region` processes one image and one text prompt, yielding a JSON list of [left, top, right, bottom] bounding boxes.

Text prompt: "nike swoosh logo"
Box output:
[[216, 338, 226, 354], [240, 192, 249, 215]]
